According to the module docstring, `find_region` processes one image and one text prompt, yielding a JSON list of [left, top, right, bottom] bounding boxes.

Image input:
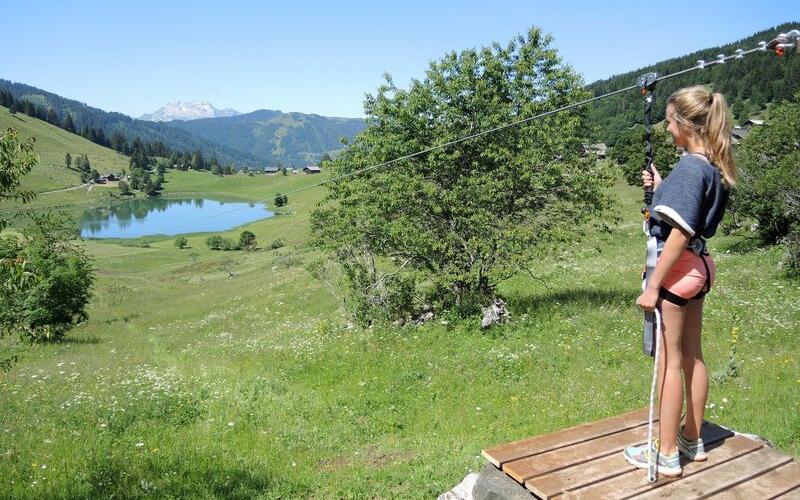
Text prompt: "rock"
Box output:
[[472, 463, 534, 500], [481, 298, 511, 329], [438, 472, 480, 500]]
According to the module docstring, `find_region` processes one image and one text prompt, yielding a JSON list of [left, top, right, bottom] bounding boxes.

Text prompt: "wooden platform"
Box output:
[[481, 408, 800, 499]]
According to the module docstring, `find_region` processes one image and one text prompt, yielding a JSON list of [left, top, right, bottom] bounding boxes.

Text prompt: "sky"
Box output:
[[1, 1, 797, 119]]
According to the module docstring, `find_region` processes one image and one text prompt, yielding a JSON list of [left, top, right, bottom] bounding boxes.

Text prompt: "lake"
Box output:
[[79, 198, 274, 239]]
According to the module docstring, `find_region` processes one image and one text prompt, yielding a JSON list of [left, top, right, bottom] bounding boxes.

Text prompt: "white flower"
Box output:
[[227, 421, 235, 427], [135, 442, 144, 448]]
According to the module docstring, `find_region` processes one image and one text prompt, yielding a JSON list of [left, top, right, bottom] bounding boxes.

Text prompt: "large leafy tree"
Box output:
[[311, 28, 613, 320]]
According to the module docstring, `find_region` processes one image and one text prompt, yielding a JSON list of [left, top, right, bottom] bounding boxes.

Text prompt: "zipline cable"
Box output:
[[155, 31, 798, 235]]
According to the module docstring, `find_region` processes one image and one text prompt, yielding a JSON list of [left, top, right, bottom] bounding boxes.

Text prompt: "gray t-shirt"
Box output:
[[648, 154, 729, 252]]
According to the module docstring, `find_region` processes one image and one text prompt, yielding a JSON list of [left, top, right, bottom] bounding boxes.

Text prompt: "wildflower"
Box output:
[[227, 421, 235, 427], [135, 442, 144, 448]]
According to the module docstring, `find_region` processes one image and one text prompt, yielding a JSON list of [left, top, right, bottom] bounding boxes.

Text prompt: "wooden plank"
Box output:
[[503, 423, 651, 484], [775, 485, 800, 499], [564, 435, 763, 499], [632, 446, 793, 499], [482, 408, 655, 467], [526, 422, 733, 499], [711, 461, 800, 499]]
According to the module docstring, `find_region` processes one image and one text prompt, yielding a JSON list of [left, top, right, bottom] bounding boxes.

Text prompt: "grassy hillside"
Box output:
[[0, 105, 130, 193], [0, 166, 797, 498]]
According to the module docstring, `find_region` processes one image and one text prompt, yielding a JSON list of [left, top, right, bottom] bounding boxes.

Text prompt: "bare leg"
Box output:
[[681, 297, 708, 440], [656, 298, 685, 456]]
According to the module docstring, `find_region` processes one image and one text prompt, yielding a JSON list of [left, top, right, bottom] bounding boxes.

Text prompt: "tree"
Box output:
[[274, 193, 288, 207], [733, 91, 800, 273], [320, 153, 332, 165], [47, 108, 58, 125], [206, 235, 239, 251], [310, 28, 612, 321], [239, 230, 257, 250], [0, 211, 95, 342], [191, 150, 205, 171], [118, 179, 131, 195], [64, 152, 72, 169], [63, 114, 76, 133], [175, 236, 189, 249], [0, 128, 38, 232]]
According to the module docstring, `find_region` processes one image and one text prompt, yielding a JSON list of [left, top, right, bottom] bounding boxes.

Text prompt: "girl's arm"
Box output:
[[637, 226, 691, 310]]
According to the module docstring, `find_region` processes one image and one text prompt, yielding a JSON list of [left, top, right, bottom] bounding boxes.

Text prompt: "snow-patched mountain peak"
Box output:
[[138, 101, 240, 122]]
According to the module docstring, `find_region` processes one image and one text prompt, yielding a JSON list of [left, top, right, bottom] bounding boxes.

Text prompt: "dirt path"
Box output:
[[39, 183, 90, 195]]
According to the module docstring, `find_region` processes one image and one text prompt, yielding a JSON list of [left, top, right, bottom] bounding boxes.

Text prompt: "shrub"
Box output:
[[118, 179, 131, 195], [239, 230, 257, 250], [0, 211, 95, 342], [206, 235, 240, 251], [175, 236, 188, 249], [269, 238, 285, 249]]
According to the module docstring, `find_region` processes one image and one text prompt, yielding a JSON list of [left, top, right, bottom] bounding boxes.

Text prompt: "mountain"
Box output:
[[139, 101, 240, 122], [164, 110, 366, 167], [585, 22, 800, 145], [0, 79, 261, 166]]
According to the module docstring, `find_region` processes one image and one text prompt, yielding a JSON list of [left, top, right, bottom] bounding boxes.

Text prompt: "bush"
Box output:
[[274, 193, 288, 207], [206, 235, 240, 251], [783, 222, 800, 277], [269, 238, 285, 249], [175, 236, 188, 249], [239, 230, 257, 250], [0, 212, 95, 342], [118, 179, 131, 195]]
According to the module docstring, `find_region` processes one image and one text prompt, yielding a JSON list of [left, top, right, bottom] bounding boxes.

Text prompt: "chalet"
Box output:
[[731, 118, 765, 145], [264, 166, 281, 175], [95, 173, 119, 184], [303, 165, 321, 174]]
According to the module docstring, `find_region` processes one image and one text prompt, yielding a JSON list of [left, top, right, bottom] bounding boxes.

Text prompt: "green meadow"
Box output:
[[0, 159, 797, 498]]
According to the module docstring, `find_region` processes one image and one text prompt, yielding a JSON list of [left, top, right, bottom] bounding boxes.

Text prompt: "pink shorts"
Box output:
[[660, 249, 716, 300]]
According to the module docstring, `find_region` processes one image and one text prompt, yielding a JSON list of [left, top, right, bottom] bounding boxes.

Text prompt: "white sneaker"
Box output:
[[677, 425, 707, 461]]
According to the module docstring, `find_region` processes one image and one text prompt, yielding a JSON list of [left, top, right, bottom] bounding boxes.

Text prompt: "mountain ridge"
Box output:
[[139, 100, 240, 122]]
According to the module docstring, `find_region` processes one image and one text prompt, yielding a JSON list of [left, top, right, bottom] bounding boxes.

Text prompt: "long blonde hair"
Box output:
[[667, 86, 736, 188]]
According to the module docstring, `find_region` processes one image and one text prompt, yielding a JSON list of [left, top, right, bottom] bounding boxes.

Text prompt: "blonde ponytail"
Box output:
[[667, 86, 737, 188]]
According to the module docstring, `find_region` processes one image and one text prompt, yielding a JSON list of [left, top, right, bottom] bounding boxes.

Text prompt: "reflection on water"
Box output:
[[80, 198, 273, 238]]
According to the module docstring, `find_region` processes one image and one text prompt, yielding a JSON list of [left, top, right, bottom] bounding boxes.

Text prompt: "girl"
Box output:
[[623, 85, 736, 477]]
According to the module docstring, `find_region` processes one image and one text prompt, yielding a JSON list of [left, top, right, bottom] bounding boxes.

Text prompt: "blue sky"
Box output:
[[2, 1, 796, 118]]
